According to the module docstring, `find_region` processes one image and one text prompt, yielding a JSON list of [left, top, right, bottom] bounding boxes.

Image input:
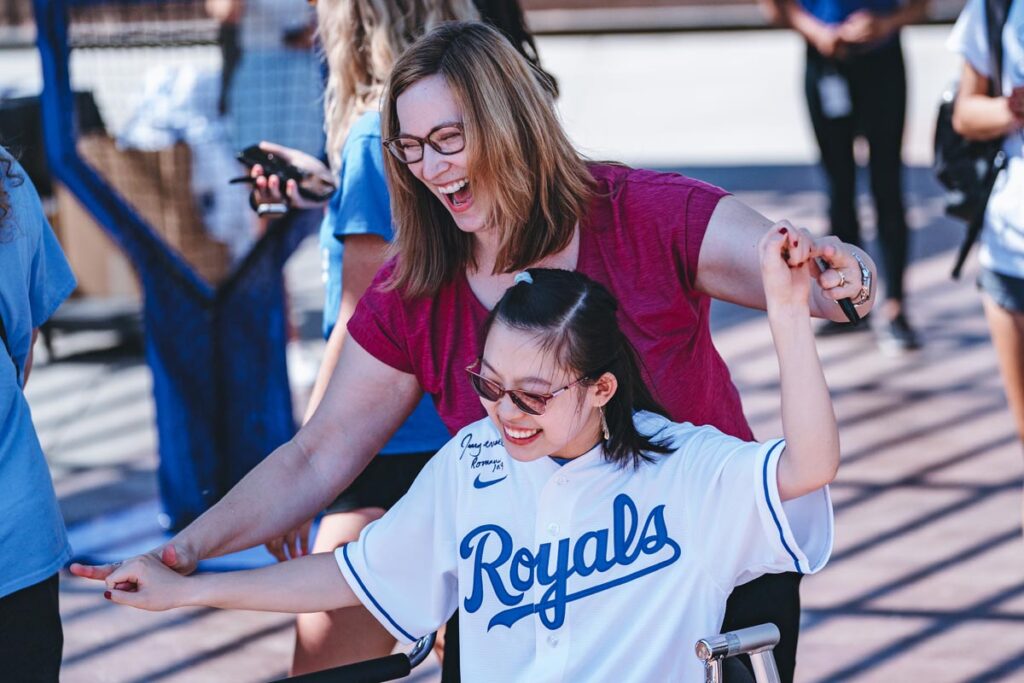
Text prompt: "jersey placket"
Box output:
[[529, 462, 583, 681]]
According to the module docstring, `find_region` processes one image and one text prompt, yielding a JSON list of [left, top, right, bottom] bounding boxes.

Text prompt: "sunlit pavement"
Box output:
[[24, 25, 1024, 682]]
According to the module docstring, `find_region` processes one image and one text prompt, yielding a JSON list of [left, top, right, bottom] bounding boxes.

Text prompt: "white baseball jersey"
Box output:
[[336, 412, 833, 682]]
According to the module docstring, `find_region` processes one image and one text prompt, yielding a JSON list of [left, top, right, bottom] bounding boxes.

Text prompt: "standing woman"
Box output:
[[948, 2, 1024, 482], [251, 1, 558, 675], [74, 22, 876, 683], [0, 149, 77, 680]]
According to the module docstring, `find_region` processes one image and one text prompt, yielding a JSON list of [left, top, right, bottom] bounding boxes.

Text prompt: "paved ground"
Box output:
[[22, 24, 1024, 682]]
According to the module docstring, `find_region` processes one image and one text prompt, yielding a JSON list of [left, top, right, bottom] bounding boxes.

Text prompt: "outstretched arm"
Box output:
[[696, 196, 876, 322], [757, 226, 840, 501], [71, 339, 422, 581], [104, 553, 360, 614]]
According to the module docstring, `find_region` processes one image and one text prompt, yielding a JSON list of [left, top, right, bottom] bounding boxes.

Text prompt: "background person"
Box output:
[[0, 148, 77, 680], [947, 0, 1024, 513], [73, 22, 877, 683], [761, 0, 929, 354]]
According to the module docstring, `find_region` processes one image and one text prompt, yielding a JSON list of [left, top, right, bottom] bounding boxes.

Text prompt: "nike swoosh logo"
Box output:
[[473, 474, 507, 489]]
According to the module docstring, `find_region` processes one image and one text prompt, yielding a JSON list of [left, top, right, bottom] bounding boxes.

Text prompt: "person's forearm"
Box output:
[[770, 0, 832, 45], [173, 431, 375, 560], [876, 0, 929, 34], [189, 553, 359, 613], [954, 95, 1022, 142], [768, 304, 840, 500]]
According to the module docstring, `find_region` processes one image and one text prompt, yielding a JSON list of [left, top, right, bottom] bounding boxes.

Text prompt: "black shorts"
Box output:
[[325, 451, 435, 514], [0, 572, 63, 681]]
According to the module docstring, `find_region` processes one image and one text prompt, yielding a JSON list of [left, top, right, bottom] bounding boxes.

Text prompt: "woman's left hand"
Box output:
[[759, 224, 815, 310]]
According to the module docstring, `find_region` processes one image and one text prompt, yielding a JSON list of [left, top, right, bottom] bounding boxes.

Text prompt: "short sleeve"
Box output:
[[947, 0, 990, 77], [346, 259, 415, 374], [336, 441, 458, 643], [325, 131, 393, 243], [29, 219, 77, 331], [667, 424, 833, 592]]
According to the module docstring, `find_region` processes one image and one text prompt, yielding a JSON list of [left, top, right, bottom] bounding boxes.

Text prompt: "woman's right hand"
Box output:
[[264, 518, 313, 562], [70, 542, 198, 591], [249, 142, 333, 211]]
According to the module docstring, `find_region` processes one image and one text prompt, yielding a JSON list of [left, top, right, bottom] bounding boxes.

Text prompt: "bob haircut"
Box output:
[[480, 268, 673, 469], [381, 22, 593, 298]]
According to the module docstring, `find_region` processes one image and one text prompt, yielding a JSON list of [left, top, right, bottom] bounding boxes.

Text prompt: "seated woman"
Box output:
[[100, 255, 836, 682]]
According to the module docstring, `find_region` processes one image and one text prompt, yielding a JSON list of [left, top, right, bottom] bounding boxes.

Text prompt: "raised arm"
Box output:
[[71, 338, 422, 579], [695, 196, 877, 321], [757, 226, 840, 501], [103, 552, 360, 614]]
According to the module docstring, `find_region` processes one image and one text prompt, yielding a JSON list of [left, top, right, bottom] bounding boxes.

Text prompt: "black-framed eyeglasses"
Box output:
[[384, 122, 465, 164], [465, 359, 588, 416]]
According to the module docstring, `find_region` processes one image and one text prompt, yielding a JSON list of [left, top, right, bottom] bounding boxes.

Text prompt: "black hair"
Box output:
[[480, 268, 672, 468], [0, 147, 25, 242]]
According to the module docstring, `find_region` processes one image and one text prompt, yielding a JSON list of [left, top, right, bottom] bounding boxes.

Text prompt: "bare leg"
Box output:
[[290, 508, 393, 676], [981, 296, 1024, 533]]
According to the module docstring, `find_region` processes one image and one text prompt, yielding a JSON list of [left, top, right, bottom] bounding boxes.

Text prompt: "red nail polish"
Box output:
[[793, 239, 799, 246], [779, 227, 788, 234], [104, 591, 112, 600]]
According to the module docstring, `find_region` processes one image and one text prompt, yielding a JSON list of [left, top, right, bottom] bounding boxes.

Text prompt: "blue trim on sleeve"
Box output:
[[761, 439, 803, 574], [341, 544, 418, 641]]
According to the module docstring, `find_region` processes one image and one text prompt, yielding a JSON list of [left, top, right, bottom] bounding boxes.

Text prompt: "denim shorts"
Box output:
[[978, 268, 1024, 314]]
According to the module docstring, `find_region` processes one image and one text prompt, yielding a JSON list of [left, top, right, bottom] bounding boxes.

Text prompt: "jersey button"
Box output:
[[547, 523, 559, 536], [547, 634, 559, 647]]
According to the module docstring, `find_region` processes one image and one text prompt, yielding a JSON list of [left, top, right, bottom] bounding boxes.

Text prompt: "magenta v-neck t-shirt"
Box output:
[[348, 163, 753, 441]]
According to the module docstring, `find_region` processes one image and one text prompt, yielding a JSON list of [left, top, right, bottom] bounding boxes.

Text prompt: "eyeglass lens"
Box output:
[[387, 126, 464, 163]]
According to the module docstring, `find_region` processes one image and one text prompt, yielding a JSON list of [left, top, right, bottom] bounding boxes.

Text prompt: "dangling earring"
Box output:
[[600, 407, 610, 441]]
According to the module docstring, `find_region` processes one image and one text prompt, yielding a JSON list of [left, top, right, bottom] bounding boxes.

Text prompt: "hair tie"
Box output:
[[514, 271, 533, 285]]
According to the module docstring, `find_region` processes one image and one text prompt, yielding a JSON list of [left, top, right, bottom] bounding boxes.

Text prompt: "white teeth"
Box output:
[[437, 179, 468, 194], [506, 426, 540, 439]]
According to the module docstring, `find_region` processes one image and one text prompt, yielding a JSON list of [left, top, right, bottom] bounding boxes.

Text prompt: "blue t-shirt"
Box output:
[[800, 0, 901, 24], [318, 112, 449, 455], [0, 152, 77, 598]]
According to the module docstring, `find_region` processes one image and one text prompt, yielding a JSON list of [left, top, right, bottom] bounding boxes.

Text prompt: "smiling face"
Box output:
[[477, 322, 612, 462], [395, 74, 491, 237]]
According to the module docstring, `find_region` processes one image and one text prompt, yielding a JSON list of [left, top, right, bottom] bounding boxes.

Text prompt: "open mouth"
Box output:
[[438, 178, 473, 213], [503, 424, 541, 446]]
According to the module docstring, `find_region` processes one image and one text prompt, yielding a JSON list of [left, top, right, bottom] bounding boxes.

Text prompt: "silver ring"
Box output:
[[837, 270, 847, 288]]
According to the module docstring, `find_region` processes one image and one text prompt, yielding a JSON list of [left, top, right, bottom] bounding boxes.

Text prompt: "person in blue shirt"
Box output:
[[244, 0, 557, 676], [761, 0, 929, 354], [0, 148, 77, 679]]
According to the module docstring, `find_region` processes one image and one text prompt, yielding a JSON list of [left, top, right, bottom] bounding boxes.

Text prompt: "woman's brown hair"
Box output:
[[382, 21, 592, 298]]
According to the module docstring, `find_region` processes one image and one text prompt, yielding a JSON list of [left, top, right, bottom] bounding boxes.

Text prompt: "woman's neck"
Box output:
[[468, 223, 581, 310]]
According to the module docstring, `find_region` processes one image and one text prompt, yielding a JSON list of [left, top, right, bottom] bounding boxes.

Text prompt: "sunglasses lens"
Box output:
[[469, 373, 503, 402], [509, 391, 546, 416]]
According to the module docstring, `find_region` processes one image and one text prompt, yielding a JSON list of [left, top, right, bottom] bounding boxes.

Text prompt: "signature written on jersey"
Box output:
[[460, 432, 505, 473]]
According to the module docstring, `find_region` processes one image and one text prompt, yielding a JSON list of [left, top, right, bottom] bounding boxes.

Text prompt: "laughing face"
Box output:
[[395, 74, 491, 236], [477, 322, 609, 463]]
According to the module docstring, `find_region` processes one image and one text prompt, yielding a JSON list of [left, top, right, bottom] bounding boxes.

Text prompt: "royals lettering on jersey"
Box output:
[[460, 493, 681, 631]]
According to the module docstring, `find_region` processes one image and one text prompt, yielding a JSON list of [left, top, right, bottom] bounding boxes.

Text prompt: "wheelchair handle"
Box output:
[[695, 623, 781, 683]]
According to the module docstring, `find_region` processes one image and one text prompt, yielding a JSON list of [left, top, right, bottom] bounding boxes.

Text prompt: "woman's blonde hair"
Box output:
[[382, 22, 593, 298], [316, 0, 479, 170]]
